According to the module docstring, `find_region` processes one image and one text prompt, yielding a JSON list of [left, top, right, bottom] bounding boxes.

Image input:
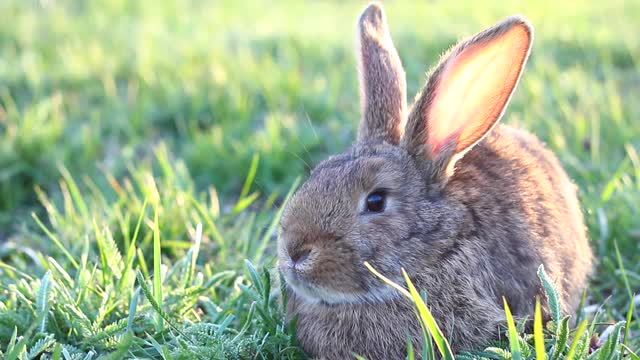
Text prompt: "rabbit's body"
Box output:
[[283, 125, 591, 358], [278, 3, 592, 359]]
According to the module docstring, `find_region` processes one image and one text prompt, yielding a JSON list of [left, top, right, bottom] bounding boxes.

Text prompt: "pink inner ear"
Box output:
[[427, 25, 530, 156]]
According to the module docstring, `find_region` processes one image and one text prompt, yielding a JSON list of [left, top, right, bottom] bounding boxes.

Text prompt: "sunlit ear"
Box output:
[[403, 15, 533, 175], [356, 2, 407, 144]]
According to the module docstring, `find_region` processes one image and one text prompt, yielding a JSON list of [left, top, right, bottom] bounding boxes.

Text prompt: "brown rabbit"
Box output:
[[277, 2, 592, 359]]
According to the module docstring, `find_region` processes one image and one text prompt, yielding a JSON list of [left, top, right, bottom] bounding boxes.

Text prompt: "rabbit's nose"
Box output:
[[289, 248, 311, 266]]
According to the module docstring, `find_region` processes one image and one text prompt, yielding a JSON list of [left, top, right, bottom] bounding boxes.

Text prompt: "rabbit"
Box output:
[[277, 2, 593, 359]]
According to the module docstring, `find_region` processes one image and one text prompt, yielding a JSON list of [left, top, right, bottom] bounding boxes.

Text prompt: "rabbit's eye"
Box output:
[[366, 191, 386, 213]]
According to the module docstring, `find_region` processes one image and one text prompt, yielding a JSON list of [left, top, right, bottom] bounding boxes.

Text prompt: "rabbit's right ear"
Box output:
[[402, 16, 533, 182], [356, 2, 407, 145]]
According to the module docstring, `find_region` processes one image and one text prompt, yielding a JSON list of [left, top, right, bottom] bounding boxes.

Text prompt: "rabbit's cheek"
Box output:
[[356, 213, 412, 254]]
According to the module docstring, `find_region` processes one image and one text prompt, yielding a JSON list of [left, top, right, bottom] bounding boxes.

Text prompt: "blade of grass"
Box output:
[[239, 153, 259, 200], [135, 271, 190, 341], [153, 204, 163, 330], [253, 177, 300, 264], [52, 343, 61, 360], [401, 270, 454, 360], [364, 262, 454, 359], [614, 239, 634, 301], [185, 223, 203, 286], [407, 335, 415, 360], [32, 213, 79, 269], [119, 198, 148, 291], [231, 191, 260, 214], [534, 297, 546, 360], [503, 297, 522, 360], [127, 287, 141, 332], [621, 345, 639, 360], [0, 260, 34, 281], [58, 164, 89, 219], [623, 293, 635, 352], [93, 220, 109, 287], [566, 319, 588, 360], [190, 196, 227, 259], [137, 248, 149, 279], [363, 262, 410, 297]]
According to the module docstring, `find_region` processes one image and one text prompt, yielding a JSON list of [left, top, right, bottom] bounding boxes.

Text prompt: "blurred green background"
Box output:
[[0, 0, 638, 358]]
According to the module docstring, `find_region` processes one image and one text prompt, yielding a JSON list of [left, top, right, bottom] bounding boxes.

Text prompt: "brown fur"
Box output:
[[277, 3, 592, 359], [356, 2, 406, 144]]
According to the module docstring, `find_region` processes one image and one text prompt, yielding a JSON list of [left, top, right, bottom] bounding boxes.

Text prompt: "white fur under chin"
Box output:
[[287, 277, 401, 305]]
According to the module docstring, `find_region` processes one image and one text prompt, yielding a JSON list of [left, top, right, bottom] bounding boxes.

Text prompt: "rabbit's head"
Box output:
[[278, 2, 533, 305]]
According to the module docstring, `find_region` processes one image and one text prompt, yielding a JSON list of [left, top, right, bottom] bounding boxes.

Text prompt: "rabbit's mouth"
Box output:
[[283, 267, 400, 305], [277, 239, 402, 305]]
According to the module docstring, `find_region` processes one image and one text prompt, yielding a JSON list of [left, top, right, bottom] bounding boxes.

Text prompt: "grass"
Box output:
[[0, 0, 638, 358]]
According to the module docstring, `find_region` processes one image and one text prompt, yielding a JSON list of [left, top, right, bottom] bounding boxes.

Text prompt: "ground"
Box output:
[[0, 0, 638, 359]]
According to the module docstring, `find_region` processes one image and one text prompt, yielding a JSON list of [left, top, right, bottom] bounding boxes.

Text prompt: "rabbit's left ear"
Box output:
[[403, 16, 533, 178], [356, 2, 407, 145]]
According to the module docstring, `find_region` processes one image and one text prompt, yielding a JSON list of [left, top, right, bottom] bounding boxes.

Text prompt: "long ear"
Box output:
[[402, 15, 533, 180], [356, 2, 407, 144]]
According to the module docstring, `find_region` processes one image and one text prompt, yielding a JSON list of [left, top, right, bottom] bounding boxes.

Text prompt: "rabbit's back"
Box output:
[[447, 124, 592, 315]]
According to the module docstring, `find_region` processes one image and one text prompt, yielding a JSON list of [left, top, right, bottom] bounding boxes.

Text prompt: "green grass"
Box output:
[[0, 0, 638, 358]]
